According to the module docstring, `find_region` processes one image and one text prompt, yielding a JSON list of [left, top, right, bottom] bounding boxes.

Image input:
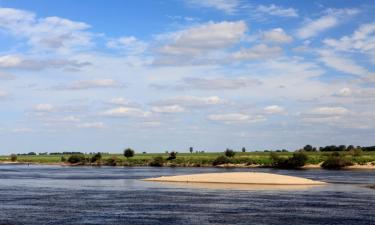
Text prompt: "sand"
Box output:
[[142, 172, 326, 185]]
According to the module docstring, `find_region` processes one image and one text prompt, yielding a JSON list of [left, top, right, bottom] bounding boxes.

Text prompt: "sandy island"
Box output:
[[142, 172, 326, 185]]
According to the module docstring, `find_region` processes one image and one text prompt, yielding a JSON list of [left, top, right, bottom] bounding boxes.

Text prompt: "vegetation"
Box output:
[[270, 152, 308, 169], [67, 154, 86, 164], [91, 152, 102, 163], [321, 152, 354, 169], [10, 154, 17, 162], [149, 156, 164, 167], [224, 149, 235, 158], [1, 145, 375, 169], [212, 155, 231, 166], [124, 148, 135, 159], [167, 151, 177, 160]]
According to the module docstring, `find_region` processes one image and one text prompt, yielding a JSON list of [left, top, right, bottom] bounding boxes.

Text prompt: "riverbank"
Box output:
[[1, 161, 375, 169]]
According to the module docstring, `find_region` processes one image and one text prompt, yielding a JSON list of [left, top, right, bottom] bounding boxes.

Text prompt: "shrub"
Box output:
[[321, 153, 353, 169], [91, 152, 102, 163], [61, 156, 66, 162], [67, 154, 86, 164], [224, 149, 235, 158], [270, 152, 308, 169], [167, 151, 177, 160], [124, 148, 135, 159], [105, 157, 122, 166], [213, 155, 231, 166], [149, 156, 164, 167], [10, 154, 17, 162]]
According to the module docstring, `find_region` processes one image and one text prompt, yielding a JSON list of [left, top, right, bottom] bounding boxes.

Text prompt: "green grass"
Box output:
[[1, 151, 375, 166]]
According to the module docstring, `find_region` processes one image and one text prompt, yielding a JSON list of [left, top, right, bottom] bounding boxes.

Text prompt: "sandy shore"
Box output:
[[143, 172, 326, 185]]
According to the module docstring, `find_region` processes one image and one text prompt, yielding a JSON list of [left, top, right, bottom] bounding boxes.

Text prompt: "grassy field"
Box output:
[[1, 151, 375, 166]]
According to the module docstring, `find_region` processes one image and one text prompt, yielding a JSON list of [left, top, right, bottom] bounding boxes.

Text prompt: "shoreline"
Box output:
[[1, 161, 375, 170]]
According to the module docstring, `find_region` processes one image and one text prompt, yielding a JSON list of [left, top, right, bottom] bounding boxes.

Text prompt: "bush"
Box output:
[[224, 149, 235, 158], [61, 156, 66, 162], [213, 155, 231, 166], [167, 151, 177, 160], [105, 157, 122, 166], [124, 148, 135, 159], [321, 153, 353, 169], [10, 154, 17, 162], [67, 154, 86, 164], [91, 152, 102, 163], [149, 156, 164, 167], [270, 152, 308, 169]]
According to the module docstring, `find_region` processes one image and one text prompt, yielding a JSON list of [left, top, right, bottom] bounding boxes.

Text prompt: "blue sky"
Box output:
[[0, 0, 374, 154]]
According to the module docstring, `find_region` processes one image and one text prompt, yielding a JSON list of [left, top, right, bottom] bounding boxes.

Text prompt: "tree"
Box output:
[[338, 145, 347, 152], [224, 148, 235, 158], [241, 147, 246, 153], [10, 154, 17, 162], [124, 148, 135, 159], [189, 147, 193, 153], [91, 152, 102, 163], [167, 151, 177, 160], [303, 145, 313, 152], [270, 152, 308, 169]]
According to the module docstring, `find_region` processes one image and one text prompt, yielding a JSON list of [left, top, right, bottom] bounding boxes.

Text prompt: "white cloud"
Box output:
[[264, 105, 285, 114], [208, 113, 265, 123], [179, 77, 260, 90], [186, 0, 240, 14], [101, 107, 149, 117], [11, 128, 33, 133], [157, 21, 247, 56], [106, 36, 147, 54], [334, 87, 352, 97], [319, 50, 368, 76], [108, 98, 130, 106], [33, 104, 55, 112], [0, 7, 92, 52], [262, 28, 293, 43], [0, 55, 22, 68], [153, 96, 225, 107], [232, 44, 282, 60], [77, 122, 106, 129], [309, 107, 349, 116], [65, 79, 122, 90], [297, 8, 359, 39], [256, 4, 298, 18], [151, 105, 185, 113]]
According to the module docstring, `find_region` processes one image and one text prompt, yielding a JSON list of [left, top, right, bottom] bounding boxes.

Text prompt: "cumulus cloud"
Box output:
[[262, 28, 293, 43], [186, 0, 239, 14], [0, 7, 92, 52], [152, 96, 226, 108], [178, 77, 260, 90], [157, 21, 247, 56], [151, 105, 185, 113], [256, 4, 298, 18], [77, 122, 106, 129], [264, 105, 285, 114], [62, 79, 123, 90], [0, 55, 90, 71], [334, 87, 352, 97], [208, 113, 266, 123], [33, 103, 55, 112], [101, 107, 150, 117], [232, 44, 282, 60], [106, 36, 147, 54]]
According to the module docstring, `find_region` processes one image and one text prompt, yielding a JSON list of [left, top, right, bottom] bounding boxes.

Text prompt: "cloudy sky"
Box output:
[[0, 0, 374, 154]]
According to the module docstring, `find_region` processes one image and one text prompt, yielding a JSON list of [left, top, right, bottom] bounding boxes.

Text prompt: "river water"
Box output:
[[0, 165, 374, 225]]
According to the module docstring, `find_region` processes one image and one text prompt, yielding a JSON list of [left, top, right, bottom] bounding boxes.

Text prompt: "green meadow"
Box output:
[[1, 151, 375, 167]]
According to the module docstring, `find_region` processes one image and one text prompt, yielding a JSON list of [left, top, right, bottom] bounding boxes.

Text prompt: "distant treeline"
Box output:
[[302, 145, 375, 152]]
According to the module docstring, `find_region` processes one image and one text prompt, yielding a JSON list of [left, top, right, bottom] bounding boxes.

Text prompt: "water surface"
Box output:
[[0, 165, 374, 225]]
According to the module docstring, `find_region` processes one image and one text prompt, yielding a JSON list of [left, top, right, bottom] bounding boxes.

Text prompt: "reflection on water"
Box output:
[[0, 165, 374, 225]]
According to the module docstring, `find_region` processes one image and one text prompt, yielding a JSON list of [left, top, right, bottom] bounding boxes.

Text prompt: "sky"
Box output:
[[0, 0, 374, 154]]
